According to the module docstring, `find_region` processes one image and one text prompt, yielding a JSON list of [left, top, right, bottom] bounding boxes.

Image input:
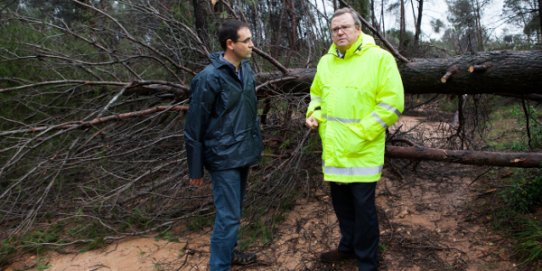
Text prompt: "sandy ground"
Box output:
[[7, 171, 517, 271], [6, 116, 519, 271]]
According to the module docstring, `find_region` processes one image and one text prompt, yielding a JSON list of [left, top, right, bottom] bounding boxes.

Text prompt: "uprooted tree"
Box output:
[[0, 0, 541, 255]]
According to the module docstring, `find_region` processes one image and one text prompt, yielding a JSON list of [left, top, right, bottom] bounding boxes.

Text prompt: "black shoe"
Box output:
[[232, 249, 257, 265], [320, 249, 357, 263]]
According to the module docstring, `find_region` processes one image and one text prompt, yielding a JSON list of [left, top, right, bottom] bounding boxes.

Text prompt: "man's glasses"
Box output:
[[332, 25, 354, 35], [235, 37, 253, 44]]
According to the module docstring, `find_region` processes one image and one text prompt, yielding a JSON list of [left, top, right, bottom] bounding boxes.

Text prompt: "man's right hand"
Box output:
[[190, 178, 204, 187], [306, 115, 319, 129]]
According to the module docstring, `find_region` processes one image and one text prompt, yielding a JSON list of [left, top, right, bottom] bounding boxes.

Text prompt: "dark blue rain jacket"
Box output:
[[184, 52, 263, 179]]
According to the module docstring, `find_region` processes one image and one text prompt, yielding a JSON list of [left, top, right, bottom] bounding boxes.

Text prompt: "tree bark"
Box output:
[[399, 0, 406, 52], [371, 0, 377, 29], [473, 0, 484, 51], [257, 50, 542, 96], [539, 0, 542, 43], [414, 0, 423, 46], [192, 0, 211, 48], [386, 145, 542, 168], [285, 0, 298, 51]]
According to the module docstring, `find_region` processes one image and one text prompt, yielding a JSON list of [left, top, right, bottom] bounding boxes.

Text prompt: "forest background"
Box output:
[[0, 0, 541, 270]]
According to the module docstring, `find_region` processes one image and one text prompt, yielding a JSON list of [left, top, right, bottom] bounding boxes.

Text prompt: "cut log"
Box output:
[[257, 50, 542, 96], [386, 145, 542, 168]]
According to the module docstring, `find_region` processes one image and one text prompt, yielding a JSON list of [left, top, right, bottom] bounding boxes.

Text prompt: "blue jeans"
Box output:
[[330, 182, 379, 271], [209, 167, 248, 271]]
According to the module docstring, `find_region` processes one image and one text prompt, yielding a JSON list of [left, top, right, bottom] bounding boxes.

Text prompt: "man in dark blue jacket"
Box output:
[[184, 19, 263, 271]]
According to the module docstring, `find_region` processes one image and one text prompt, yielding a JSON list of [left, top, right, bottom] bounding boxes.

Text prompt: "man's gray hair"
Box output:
[[331, 8, 362, 29]]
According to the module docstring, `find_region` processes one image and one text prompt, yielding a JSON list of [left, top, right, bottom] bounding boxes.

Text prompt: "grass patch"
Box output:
[[483, 100, 542, 268], [155, 230, 179, 243], [500, 172, 542, 214], [7, 218, 114, 260], [238, 189, 298, 250], [186, 215, 214, 232], [486, 102, 542, 151], [492, 169, 542, 268], [238, 217, 274, 251], [36, 257, 51, 270], [21, 225, 62, 255], [516, 219, 542, 266], [486, 104, 525, 151], [0, 238, 16, 267]]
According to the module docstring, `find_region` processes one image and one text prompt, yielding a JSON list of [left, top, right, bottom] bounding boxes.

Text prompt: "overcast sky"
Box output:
[[314, 0, 522, 41], [385, 0, 522, 40]]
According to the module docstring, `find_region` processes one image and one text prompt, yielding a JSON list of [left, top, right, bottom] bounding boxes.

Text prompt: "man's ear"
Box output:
[[226, 39, 235, 51]]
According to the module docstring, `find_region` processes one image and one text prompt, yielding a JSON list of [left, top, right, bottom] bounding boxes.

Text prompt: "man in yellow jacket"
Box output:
[[306, 8, 404, 271]]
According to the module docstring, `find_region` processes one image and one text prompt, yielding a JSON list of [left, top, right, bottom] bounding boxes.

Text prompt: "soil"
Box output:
[[6, 116, 519, 271]]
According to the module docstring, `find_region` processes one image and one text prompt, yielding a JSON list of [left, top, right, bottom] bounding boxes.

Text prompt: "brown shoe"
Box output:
[[320, 249, 357, 263]]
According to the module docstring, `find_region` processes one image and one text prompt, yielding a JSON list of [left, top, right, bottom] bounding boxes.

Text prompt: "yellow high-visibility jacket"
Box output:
[[306, 33, 404, 183]]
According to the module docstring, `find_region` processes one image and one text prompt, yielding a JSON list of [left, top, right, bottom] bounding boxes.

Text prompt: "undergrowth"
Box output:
[[493, 169, 542, 269]]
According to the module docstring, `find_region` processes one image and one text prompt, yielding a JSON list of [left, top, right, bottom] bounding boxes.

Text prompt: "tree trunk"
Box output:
[[381, 0, 385, 37], [257, 50, 542, 96], [371, 0, 377, 30], [414, 0, 423, 46], [386, 145, 542, 168], [473, 0, 484, 51], [285, 0, 298, 51], [268, 0, 281, 57], [192, 0, 211, 48], [399, 0, 406, 51], [539, 0, 542, 43]]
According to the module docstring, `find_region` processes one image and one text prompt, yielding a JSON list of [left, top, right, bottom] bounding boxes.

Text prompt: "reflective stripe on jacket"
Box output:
[[306, 33, 404, 183], [184, 52, 263, 179]]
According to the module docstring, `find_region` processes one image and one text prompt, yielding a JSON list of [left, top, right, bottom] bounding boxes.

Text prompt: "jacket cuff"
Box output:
[[312, 110, 323, 122], [186, 141, 204, 179]]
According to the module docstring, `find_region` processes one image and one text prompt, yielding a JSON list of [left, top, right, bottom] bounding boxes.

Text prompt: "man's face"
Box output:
[[231, 27, 254, 60], [331, 13, 361, 52]]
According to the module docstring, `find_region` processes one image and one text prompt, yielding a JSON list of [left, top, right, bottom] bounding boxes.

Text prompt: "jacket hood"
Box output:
[[327, 33, 378, 59]]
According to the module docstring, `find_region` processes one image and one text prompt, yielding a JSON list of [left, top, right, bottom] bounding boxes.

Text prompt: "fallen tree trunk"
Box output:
[[3, 51, 540, 99], [257, 50, 542, 96], [386, 145, 542, 168]]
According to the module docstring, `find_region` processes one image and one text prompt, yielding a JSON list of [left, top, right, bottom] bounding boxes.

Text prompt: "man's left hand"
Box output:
[[306, 115, 319, 129], [190, 178, 204, 187]]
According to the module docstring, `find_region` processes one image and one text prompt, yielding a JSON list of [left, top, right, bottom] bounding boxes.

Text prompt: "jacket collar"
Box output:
[[209, 52, 248, 70], [327, 33, 377, 59]]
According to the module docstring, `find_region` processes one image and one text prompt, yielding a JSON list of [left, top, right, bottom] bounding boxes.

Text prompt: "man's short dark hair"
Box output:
[[218, 19, 249, 50]]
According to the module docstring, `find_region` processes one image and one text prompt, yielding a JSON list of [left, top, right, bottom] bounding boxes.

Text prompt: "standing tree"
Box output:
[[192, 0, 213, 48], [413, 0, 424, 46], [539, 0, 542, 39], [343, 0, 372, 18], [504, 0, 541, 44], [447, 0, 488, 53]]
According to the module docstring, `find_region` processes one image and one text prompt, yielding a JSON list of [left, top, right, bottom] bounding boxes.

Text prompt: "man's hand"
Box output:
[[190, 178, 204, 187], [305, 115, 319, 129]]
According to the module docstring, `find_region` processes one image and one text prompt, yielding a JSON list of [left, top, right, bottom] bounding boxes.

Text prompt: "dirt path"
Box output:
[[7, 116, 518, 271], [8, 167, 517, 271]]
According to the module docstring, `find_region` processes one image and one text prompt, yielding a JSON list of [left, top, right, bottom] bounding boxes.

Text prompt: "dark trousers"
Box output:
[[330, 182, 379, 271], [209, 167, 249, 271]]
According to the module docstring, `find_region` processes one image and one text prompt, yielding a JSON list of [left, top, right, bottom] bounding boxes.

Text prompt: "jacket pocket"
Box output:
[[333, 121, 368, 157]]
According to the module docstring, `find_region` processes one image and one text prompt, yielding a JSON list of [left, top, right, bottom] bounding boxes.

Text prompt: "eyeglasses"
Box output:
[[235, 37, 253, 44], [331, 25, 355, 35]]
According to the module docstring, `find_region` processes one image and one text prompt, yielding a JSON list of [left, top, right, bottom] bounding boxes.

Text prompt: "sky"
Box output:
[[385, 0, 524, 40], [314, 0, 523, 41]]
